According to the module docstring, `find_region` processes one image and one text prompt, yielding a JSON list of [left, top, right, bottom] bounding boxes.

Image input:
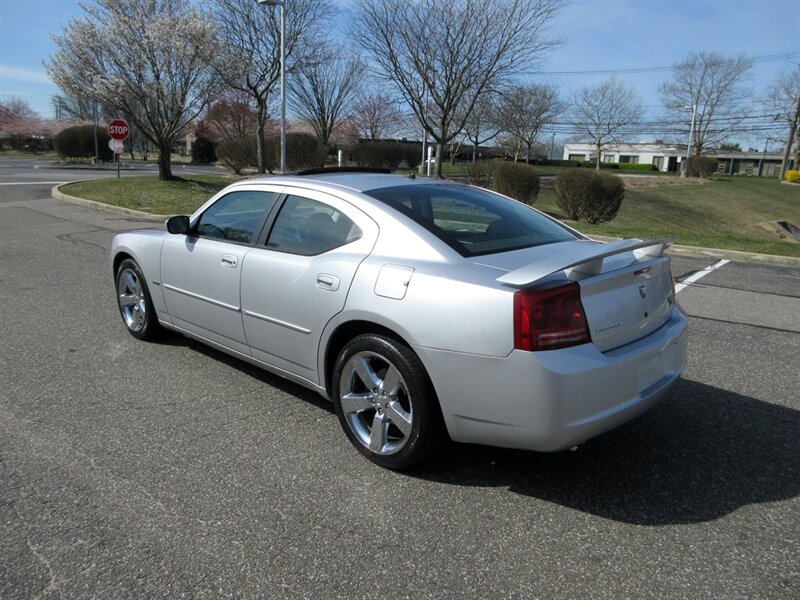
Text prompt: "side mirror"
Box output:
[[166, 215, 190, 235]]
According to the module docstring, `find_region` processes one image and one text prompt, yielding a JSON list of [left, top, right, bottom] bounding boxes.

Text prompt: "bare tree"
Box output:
[[498, 83, 562, 164], [289, 48, 365, 146], [46, 0, 218, 180], [659, 52, 753, 156], [572, 77, 644, 170], [461, 90, 502, 162], [210, 0, 332, 173], [351, 90, 408, 141], [353, 0, 563, 178], [199, 91, 259, 142], [765, 69, 800, 176]]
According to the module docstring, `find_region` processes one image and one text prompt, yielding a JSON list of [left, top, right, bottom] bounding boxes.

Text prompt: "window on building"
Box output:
[[568, 154, 585, 161], [619, 155, 639, 164]]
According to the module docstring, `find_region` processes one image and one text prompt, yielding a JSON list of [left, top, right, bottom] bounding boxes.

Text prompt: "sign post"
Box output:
[[108, 120, 129, 179]]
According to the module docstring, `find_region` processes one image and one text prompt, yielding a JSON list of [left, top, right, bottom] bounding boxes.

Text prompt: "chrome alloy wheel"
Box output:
[[339, 351, 414, 455], [117, 267, 147, 332]]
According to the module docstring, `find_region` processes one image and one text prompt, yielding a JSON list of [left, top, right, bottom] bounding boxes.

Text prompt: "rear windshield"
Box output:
[[364, 183, 577, 257]]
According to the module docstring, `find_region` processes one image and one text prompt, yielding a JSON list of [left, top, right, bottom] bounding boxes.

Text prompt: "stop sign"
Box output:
[[108, 120, 129, 141]]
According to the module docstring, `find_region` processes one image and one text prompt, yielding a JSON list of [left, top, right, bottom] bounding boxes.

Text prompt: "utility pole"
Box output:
[[779, 89, 800, 177]]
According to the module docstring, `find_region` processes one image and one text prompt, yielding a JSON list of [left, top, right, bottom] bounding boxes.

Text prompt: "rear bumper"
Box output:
[[416, 306, 689, 452]]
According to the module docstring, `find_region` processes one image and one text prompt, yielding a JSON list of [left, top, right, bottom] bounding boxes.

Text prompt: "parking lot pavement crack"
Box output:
[[13, 503, 62, 600], [55, 229, 107, 253]]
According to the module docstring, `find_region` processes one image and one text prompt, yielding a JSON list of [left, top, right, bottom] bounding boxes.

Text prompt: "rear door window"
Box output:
[[266, 195, 362, 256]]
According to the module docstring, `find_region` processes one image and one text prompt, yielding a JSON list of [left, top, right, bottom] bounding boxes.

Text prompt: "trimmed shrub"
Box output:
[[216, 137, 257, 174], [54, 125, 112, 161], [685, 156, 719, 178], [617, 162, 657, 171], [191, 136, 217, 163], [281, 133, 327, 170], [784, 170, 800, 183], [554, 168, 625, 224], [402, 143, 422, 169], [463, 160, 496, 188], [351, 141, 406, 168], [493, 161, 540, 204]]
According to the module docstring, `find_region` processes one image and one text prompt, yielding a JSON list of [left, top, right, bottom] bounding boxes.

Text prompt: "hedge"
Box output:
[[685, 156, 718, 178], [554, 168, 625, 224], [493, 161, 540, 204], [216, 138, 257, 174], [54, 125, 113, 162], [191, 136, 217, 163]]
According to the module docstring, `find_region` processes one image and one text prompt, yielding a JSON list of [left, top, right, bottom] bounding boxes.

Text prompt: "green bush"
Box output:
[[546, 159, 584, 168], [191, 136, 217, 163], [281, 133, 327, 171], [54, 125, 112, 161], [685, 156, 719, 178], [216, 138, 257, 174], [618, 162, 656, 171], [402, 143, 422, 169], [493, 161, 540, 204], [554, 168, 625, 224], [463, 160, 496, 188], [350, 141, 407, 168]]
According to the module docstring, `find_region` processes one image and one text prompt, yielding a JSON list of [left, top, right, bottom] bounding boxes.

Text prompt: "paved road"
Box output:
[[1, 162, 799, 598]]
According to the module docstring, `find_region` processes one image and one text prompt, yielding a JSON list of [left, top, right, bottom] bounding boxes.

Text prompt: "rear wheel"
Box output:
[[115, 258, 162, 341], [332, 334, 446, 469]]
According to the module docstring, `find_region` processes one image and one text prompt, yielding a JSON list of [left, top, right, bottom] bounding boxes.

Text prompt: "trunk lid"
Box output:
[[482, 238, 675, 352]]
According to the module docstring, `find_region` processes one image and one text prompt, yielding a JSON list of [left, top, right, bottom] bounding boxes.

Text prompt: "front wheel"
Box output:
[[332, 334, 446, 469], [115, 258, 162, 341]]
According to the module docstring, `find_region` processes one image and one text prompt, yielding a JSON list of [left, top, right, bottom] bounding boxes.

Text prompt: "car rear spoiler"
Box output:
[[496, 238, 673, 288]]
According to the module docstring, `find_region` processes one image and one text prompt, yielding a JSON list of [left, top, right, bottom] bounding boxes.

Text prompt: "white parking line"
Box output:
[[675, 259, 731, 293], [0, 181, 68, 185]]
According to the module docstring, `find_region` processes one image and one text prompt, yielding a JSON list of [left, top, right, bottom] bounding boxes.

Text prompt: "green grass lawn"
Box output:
[[59, 172, 799, 257], [535, 176, 800, 257], [61, 175, 235, 215]]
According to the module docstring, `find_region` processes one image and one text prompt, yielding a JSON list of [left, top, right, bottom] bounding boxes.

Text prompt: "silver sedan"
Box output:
[[112, 169, 688, 469]]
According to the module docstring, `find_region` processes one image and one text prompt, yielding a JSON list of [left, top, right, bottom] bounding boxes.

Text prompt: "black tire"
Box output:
[[115, 258, 163, 341], [332, 334, 447, 469]]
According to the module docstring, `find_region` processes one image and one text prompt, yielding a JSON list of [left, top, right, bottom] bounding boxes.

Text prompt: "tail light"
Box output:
[[514, 282, 590, 351]]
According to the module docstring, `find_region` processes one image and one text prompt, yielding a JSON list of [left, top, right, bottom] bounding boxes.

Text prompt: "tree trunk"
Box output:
[[780, 91, 800, 177], [158, 141, 174, 180], [525, 141, 532, 164], [472, 140, 479, 162], [595, 140, 601, 170], [256, 98, 268, 175], [435, 142, 444, 178]]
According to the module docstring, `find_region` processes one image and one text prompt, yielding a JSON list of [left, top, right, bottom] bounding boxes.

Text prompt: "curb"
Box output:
[[52, 183, 169, 222], [52, 184, 800, 268], [588, 235, 800, 268]]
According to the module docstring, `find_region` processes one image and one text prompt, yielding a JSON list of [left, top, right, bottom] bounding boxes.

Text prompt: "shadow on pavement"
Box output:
[[149, 332, 799, 525], [408, 378, 800, 526]]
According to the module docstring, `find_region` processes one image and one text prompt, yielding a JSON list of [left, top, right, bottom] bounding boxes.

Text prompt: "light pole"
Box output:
[[549, 132, 556, 161], [681, 103, 697, 178], [258, 0, 286, 174]]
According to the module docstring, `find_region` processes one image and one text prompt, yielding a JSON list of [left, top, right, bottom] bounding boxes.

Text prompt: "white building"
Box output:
[[562, 142, 788, 176]]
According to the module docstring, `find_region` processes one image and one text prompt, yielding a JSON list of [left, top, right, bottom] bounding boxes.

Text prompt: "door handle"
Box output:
[[316, 274, 340, 291], [221, 254, 238, 268]]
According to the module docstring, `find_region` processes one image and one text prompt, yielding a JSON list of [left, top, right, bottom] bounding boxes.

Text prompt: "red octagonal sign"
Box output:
[[108, 119, 129, 141]]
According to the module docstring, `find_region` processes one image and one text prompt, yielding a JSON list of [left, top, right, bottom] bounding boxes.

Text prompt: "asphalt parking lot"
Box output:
[[1, 160, 799, 598]]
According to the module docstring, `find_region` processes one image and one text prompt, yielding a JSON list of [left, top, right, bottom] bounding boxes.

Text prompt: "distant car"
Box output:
[[112, 168, 688, 469]]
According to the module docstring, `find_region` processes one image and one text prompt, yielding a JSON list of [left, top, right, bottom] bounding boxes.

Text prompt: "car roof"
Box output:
[[244, 171, 452, 194]]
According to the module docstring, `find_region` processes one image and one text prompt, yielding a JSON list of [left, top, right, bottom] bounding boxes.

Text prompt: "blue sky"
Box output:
[[1, 0, 798, 132]]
